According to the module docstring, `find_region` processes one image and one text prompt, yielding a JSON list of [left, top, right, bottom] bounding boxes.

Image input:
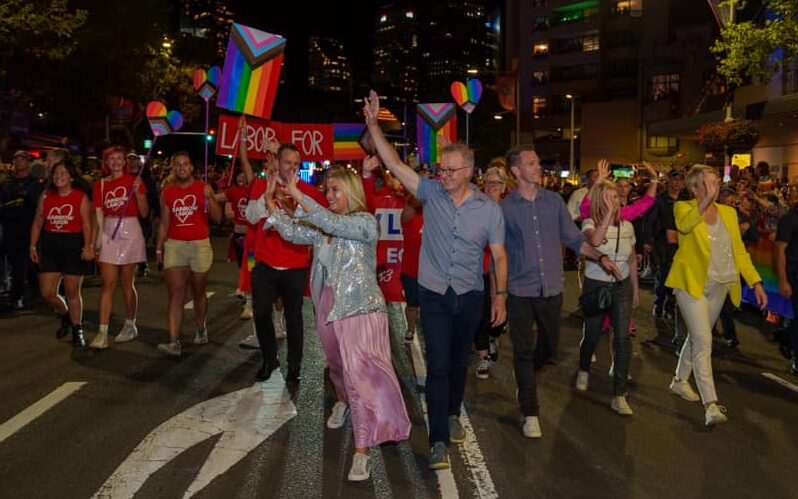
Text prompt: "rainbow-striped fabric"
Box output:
[[332, 123, 368, 161], [416, 103, 457, 166], [217, 23, 286, 119]]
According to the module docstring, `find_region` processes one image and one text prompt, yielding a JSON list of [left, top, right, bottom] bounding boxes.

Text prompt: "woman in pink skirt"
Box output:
[[90, 146, 149, 349], [261, 166, 411, 482]]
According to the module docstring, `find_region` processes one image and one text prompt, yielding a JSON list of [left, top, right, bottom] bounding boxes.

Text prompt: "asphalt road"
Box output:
[[1, 236, 796, 499]]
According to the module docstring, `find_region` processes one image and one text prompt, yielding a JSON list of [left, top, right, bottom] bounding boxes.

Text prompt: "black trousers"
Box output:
[[250, 263, 308, 370], [6, 237, 35, 302]]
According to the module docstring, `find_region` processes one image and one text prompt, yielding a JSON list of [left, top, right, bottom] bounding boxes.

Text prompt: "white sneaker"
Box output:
[[575, 370, 589, 391], [239, 332, 260, 349], [274, 319, 286, 339], [522, 416, 542, 438], [348, 452, 370, 481], [90, 331, 109, 349], [194, 328, 208, 345], [115, 323, 138, 343], [157, 341, 182, 357], [327, 402, 349, 429], [591, 354, 597, 363], [240, 307, 253, 320], [611, 395, 634, 416], [669, 377, 701, 402], [705, 404, 728, 426]]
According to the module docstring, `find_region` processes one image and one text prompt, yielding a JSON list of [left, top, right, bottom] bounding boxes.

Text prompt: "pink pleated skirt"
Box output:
[[316, 286, 411, 449], [99, 217, 146, 265]]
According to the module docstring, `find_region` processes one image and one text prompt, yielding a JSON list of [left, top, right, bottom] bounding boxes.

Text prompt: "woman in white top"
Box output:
[[576, 179, 639, 416]]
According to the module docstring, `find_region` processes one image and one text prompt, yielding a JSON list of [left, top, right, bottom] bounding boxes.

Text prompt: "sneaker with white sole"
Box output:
[[326, 402, 349, 429], [115, 324, 138, 343], [90, 330, 109, 349], [705, 404, 728, 426], [449, 415, 466, 444], [240, 307, 253, 320], [475, 357, 491, 380], [238, 332, 260, 349], [611, 395, 634, 416], [669, 377, 701, 402], [489, 337, 499, 362], [428, 442, 449, 470], [157, 341, 181, 357], [348, 452, 370, 482], [194, 328, 208, 345], [575, 370, 589, 391], [522, 416, 542, 438]]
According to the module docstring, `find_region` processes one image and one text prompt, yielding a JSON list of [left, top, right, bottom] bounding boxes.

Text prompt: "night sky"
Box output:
[[230, 0, 381, 86]]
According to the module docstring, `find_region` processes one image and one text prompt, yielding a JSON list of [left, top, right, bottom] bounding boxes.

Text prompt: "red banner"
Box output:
[[373, 194, 405, 303], [495, 73, 517, 113], [216, 115, 335, 162]]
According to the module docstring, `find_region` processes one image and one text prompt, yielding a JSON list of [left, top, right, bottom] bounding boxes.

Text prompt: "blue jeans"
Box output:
[[579, 277, 633, 396], [419, 286, 484, 446]]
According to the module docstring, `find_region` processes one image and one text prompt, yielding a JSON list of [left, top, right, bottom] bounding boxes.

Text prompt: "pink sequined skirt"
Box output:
[[99, 217, 146, 265], [316, 286, 411, 449]]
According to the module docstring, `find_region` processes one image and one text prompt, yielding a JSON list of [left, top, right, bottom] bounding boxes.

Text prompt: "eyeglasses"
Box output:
[[437, 166, 470, 176], [485, 180, 505, 187]]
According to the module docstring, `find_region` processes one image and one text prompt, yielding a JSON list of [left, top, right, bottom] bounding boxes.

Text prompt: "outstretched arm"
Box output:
[[364, 90, 419, 195]]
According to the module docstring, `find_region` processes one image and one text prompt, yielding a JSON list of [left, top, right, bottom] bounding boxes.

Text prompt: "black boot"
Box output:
[[56, 313, 71, 339], [71, 323, 86, 347], [255, 360, 279, 382]]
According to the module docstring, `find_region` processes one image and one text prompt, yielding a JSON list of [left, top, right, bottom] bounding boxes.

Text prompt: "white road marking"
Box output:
[[184, 291, 215, 310], [762, 372, 798, 395], [93, 373, 296, 499], [407, 334, 498, 499], [0, 382, 87, 445]]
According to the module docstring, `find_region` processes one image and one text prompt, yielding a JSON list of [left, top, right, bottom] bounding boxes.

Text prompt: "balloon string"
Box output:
[[111, 135, 158, 240]]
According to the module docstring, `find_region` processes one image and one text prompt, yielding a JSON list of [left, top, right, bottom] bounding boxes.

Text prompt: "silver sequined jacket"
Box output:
[[266, 194, 387, 324]]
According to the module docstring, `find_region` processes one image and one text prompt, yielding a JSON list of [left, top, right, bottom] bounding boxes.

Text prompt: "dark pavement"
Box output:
[[1, 236, 796, 498]]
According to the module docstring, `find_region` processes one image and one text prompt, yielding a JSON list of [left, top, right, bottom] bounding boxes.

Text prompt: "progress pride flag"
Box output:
[[217, 115, 333, 162]]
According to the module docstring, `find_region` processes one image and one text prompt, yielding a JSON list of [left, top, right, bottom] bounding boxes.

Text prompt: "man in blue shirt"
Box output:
[[364, 91, 508, 470], [502, 145, 619, 438]]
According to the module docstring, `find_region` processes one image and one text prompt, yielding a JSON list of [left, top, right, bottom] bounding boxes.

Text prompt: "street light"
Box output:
[[566, 94, 577, 174]]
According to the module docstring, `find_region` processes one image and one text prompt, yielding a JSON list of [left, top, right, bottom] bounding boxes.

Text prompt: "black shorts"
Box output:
[[401, 273, 420, 307], [39, 232, 93, 276]]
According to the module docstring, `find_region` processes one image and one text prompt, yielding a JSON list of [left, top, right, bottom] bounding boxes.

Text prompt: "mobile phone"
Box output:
[[723, 165, 732, 184]]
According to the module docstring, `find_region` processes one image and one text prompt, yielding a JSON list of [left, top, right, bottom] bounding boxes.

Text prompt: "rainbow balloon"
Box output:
[[450, 79, 483, 114], [217, 23, 286, 119], [416, 103, 457, 165], [333, 123, 368, 161]]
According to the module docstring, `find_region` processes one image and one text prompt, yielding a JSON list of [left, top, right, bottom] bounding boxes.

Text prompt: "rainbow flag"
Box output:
[[217, 23, 286, 119], [417, 103, 457, 165], [333, 123, 368, 161], [742, 232, 794, 319]]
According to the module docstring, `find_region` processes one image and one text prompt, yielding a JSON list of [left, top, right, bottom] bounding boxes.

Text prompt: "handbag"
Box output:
[[579, 224, 620, 316]]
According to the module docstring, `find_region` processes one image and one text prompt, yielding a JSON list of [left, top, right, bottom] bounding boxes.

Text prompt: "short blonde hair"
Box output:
[[441, 143, 475, 169], [325, 167, 368, 214], [484, 166, 508, 184], [685, 164, 719, 194], [590, 179, 619, 224]]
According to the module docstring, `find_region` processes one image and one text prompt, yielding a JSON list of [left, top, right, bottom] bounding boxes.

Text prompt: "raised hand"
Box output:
[[641, 161, 658, 179], [597, 159, 611, 181], [362, 155, 380, 177], [705, 171, 721, 201], [364, 90, 380, 122], [286, 174, 301, 201]]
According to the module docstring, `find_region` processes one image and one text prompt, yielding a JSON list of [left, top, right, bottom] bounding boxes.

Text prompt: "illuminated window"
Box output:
[[532, 70, 549, 86], [532, 42, 549, 58], [613, 0, 643, 17], [649, 73, 680, 102], [647, 135, 678, 149], [582, 35, 599, 51], [532, 97, 547, 118]]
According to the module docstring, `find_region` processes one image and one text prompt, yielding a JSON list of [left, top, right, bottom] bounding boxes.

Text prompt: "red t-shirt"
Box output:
[[94, 174, 145, 217], [42, 189, 86, 234], [163, 180, 210, 241], [225, 185, 250, 226], [401, 211, 423, 278], [248, 178, 327, 269]]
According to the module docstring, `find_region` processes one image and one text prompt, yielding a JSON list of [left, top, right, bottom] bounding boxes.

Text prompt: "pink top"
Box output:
[[580, 193, 655, 222]]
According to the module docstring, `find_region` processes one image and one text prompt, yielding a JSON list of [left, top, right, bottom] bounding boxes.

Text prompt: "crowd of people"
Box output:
[[1, 90, 797, 482]]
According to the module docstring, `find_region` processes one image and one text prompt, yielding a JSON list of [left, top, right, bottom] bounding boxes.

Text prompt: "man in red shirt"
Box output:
[[246, 143, 326, 382]]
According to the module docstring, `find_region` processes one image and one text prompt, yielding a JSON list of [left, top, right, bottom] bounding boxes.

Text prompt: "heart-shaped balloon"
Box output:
[[146, 101, 184, 136], [193, 66, 222, 101], [450, 79, 484, 114]]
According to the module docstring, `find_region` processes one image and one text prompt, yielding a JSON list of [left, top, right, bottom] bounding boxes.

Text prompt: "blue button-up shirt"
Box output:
[[502, 188, 585, 298], [416, 177, 505, 295]]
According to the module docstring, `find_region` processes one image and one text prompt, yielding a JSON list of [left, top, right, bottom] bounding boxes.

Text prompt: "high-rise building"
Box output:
[[308, 37, 353, 95], [417, 0, 497, 102], [180, 0, 235, 58], [373, 3, 421, 111]]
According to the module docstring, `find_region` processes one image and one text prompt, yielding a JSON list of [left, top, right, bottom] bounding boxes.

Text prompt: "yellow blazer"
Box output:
[[665, 200, 761, 306]]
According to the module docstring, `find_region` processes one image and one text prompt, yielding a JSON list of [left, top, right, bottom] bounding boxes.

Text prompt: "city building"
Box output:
[[180, 0, 235, 58], [308, 37, 353, 95], [373, 2, 421, 111]]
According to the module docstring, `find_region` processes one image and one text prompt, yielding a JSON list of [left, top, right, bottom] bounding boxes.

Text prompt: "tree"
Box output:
[[711, 0, 798, 85]]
